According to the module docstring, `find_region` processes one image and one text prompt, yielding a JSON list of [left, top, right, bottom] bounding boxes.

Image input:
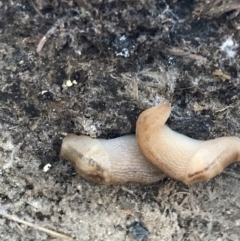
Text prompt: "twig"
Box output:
[[165, 46, 207, 64], [121, 187, 137, 198], [194, 0, 240, 17], [30, 0, 44, 18], [205, 2, 240, 16], [36, 19, 65, 53], [0, 208, 74, 241], [131, 73, 139, 100], [215, 105, 234, 113]]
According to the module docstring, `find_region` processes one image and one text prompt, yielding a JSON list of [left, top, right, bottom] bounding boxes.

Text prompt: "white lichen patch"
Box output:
[[82, 119, 98, 137], [220, 37, 239, 58], [0, 137, 14, 151], [0, 134, 21, 170]]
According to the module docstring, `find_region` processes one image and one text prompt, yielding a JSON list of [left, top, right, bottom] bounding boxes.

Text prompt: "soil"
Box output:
[[1, 0, 240, 240]]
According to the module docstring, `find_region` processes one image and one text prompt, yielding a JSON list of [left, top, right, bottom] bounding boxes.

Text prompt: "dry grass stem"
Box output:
[[0, 208, 74, 241]]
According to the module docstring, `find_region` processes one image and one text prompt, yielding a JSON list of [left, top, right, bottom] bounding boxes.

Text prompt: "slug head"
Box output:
[[60, 134, 112, 184], [136, 103, 171, 136]]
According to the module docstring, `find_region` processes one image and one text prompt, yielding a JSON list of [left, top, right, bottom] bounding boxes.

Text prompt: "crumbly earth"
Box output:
[[1, 0, 240, 240]]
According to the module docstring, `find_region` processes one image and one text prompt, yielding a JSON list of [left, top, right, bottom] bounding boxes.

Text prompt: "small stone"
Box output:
[[66, 80, 73, 87], [128, 221, 149, 241], [43, 164, 51, 172]]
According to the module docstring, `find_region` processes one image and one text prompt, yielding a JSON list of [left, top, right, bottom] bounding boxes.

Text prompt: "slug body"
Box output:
[[60, 134, 166, 184], [61, 103, 240, 185], [136, 103, 240, 184]]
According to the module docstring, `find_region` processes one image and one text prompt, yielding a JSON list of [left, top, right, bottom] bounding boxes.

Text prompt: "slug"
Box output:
[[136, 103, 240, 184], [60, 103, 240, 184], [60, 134, 166, 184]]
